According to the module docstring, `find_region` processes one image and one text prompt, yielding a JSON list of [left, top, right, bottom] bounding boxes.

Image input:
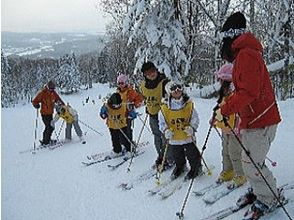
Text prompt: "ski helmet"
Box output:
[[165, 81, 184, 95]]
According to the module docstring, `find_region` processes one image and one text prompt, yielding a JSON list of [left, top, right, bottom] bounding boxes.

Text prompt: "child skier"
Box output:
[[159, 81, 202, 180], [51, 102, 85, 144], [213, 63, 246, 189], [116, 73, 144, 142], [100, 92, 137, 157]]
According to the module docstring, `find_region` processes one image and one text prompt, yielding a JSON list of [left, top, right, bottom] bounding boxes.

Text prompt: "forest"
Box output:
[[1, 0, 293, 107]]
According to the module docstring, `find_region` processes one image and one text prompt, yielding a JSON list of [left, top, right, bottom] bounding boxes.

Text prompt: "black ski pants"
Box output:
[[171, 142, 201, 171], [41, 114, 54, 145], [109, 126, 131, 153]]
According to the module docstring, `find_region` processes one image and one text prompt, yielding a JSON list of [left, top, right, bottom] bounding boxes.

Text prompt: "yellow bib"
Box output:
[[59, 106, 74, 124], [215, 114, 236, 130], [161, 101, 193, 141], [118, 88, 128, 104], [140, 80, 163, 115], [215, 96, 236, 129], [107, 104, 127, 129]]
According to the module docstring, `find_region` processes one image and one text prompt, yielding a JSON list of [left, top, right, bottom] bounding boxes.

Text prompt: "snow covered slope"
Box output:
[[2, 83, 294, 220]]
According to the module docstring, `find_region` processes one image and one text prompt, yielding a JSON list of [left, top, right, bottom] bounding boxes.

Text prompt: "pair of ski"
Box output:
[[20, 141, 64, 154], [148, 166, 215, 200], [201, 183, 294, 220], [85, 141, 149, 161], [82, 149, 145, 167], [193, 180, 246, 204], [119, 168, 158, 190]]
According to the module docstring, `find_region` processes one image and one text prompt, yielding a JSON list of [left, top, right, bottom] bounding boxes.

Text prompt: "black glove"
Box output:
[[33, 103, 40, 109]]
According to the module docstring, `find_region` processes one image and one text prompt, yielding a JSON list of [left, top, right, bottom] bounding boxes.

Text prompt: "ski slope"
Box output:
[[2, 83, 294, 220]]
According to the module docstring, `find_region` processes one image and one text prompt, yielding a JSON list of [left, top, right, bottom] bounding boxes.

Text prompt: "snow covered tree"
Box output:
[[1, 50, 16, 107], [122, 0, 188, 78], [56, 53, 81, 94]]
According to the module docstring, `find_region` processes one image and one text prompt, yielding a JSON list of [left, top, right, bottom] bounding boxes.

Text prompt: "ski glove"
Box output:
[[164, 129, 174, 140], [128, 111, 138, 120], [215, 108, 224, 122], [33, 103, 40, 109], [100, 105, 108, 119], [184, 126, 194, 137]]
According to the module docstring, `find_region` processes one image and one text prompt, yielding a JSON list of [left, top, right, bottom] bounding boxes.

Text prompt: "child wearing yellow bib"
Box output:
[[100, 93, 138, 157], [159, 81, 202, 180]]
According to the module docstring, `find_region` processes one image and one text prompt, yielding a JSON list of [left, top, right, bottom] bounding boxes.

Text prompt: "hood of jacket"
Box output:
[[232, 32, 263, 54]]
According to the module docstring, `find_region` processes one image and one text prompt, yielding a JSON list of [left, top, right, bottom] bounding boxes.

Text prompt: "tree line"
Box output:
[[1, 0, 293, 107]]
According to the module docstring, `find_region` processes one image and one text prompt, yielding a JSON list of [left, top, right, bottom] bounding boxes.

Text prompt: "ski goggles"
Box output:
[[170, 84, 183, 92], [219, 28, 246, 40], [112, 103, 122, 109], [118, 82, 126, 86]]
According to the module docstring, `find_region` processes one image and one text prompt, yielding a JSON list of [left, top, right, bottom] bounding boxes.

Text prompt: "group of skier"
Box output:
[[32, 11, 285, 220]]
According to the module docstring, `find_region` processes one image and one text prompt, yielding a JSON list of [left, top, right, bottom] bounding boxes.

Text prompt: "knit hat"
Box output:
[[47, 80, 56, 90], [108, 93, 122, 108], [117, 74, 128, 85], [221, 12, 246, 39], [216, 63, 233, 81], [141, 61, 157, 74]]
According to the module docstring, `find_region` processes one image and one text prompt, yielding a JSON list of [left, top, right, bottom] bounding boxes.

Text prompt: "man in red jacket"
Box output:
[[215, 12, 282, 219], [32, 80, 64, 146]]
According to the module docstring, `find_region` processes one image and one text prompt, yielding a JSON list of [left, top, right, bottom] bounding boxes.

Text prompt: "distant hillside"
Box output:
[[1, 32, 106, 59]]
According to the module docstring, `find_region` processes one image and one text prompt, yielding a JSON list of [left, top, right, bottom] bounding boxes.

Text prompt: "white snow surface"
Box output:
[[2, 83, 294, 220]]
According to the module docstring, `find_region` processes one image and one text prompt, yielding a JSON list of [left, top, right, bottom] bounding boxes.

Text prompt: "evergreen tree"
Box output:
[[56, 53, 81, 94]]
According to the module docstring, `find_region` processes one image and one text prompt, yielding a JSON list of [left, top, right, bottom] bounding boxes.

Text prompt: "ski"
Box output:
[[148, 165, 215, 198], [86, 141, 149, 161], [119, 168, 157, 190], [82, 150, 144, 167], [158, 166, 215, 200], [82, 154, 123, 166], [201, 183, 294, 220], [193, 182, 223, 196], [107, 151, 145, 170], [203, 183, 246, 205], [20, 141, 63, 154], [158, 174, 188, 199]]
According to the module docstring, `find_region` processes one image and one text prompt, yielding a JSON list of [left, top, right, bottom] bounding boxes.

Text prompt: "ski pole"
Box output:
[[176, 177, 195, 219], [191, 135, 212, 176], [78, 119, 103, 136], [54, 120, 65, 145], [32, 109, 39, 154], [214, 126, 277, 167], [222, 117, 293, 220], [155, 139, 169, 185], [138, 114, 152, 134], [127, 114, 148, 172]]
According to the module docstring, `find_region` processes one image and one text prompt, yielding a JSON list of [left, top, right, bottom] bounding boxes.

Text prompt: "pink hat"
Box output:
[[216, 63, 233, 81], [117, 74, 128, 85]]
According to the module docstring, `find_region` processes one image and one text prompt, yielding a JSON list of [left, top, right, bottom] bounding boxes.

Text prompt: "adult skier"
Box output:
[[140, 61, 173, 169], [32, 80, 64, 146], [215, 11, 282, 219]]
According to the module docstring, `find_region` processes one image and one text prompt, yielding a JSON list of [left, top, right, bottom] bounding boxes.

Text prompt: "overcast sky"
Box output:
[[1, 0, 110, 33]]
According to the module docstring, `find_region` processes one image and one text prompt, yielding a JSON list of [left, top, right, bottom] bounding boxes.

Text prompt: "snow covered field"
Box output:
[[2, 83, 294, 220]]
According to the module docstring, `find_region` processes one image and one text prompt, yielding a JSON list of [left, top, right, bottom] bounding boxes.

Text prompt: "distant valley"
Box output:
[[1, 32, 106, 59]]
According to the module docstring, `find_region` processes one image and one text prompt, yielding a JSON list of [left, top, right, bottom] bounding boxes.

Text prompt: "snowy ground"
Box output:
[[2, 83, 294, 220]]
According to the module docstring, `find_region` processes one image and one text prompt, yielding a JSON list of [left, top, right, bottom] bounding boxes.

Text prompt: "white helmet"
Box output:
[[165, 81, 184, 95]]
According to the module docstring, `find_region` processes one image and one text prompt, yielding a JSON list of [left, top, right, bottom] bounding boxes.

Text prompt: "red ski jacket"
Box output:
[[221, 33, 281, 129]]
